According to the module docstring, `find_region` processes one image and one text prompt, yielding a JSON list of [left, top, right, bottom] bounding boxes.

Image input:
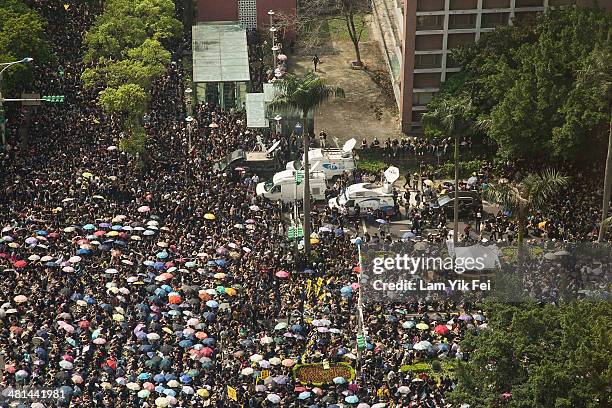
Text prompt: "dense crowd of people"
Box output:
[[0, 2, 609, 408]]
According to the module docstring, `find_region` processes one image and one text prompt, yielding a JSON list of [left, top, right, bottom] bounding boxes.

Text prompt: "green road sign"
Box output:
[[287, 226, 304, 240], [42, 95, 65, 103], [357, 334, 366, 350], [295, 171, 303, 185]]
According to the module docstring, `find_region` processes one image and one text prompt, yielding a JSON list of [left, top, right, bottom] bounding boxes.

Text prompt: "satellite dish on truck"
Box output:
[[384, 166, 400, 184], [266, 139, 282, 155], [341, 138, 357, 158]]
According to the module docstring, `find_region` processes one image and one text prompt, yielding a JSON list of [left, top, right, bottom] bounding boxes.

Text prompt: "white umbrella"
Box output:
[[267, 394, 281, 404]]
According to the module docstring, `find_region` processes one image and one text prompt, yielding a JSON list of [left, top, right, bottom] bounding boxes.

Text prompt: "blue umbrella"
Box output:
[[154, 262, 165, 270], [76, 249, 92, 255], [340, 286, 353, 297], [402, 231, 415, 239], [202, 338, 216, 346], [333, 377, 346, 384], [111, 225, 123, 231], [83, 224, 95, 230], [36, 230, 48, 236], [438, 343, 450, 351], [154, 288, 167, 297], [163, 389, 176, 397], [161, 284, 172, 292], [99, 223, 111, 228], [154, 374, 165, 382], [179, 340, 193, 348], [214, 259, 227, 267], [45, 261, 58, 267], [137, 373, 151, 380], [205, 300, 219, 308], [98, 244, 110, 251], [164, 374, 177, 381], [291, 324, 302, 332], [143, 260, 155, 267], [180, 374, 192, 383], [345, 395, 359, 404], [155, 385, 165, 393], [298, 391, 311, 399], [203, 312, 215, 321], [156, 251, 169, 259]]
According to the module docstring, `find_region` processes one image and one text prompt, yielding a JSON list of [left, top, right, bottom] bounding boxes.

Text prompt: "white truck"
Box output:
[[286, 138, 357, 180], [256, 169, 327, 203], [329, 166, 400, 216]]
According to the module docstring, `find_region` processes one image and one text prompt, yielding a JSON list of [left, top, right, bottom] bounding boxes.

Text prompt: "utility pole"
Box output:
[[0, 58, 34, 147]]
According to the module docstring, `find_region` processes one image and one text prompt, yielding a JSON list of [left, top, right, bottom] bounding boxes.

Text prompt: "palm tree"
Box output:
[[482, 170, 569, 247], [269, 72, 344, 257], [422, 95, 472, 244]]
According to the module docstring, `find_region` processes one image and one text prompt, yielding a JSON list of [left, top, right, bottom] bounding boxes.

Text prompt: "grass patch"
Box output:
[[327, 15, 369, 42]]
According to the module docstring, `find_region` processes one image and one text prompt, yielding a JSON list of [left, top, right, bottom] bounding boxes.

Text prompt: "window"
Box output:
[[483, 0, 510, 7], [413, 73, 441, 88], [481, 12, 509, 28], [448, 13, 477, 29], [412, 92, 435, 106], [417, 15, 444, 30], [515, 0, 544, 7], [450, 0, 478, 10], [415, 35, 443, 51], [415, 54, 442, 69], [417, 0, 445, 12], [447, 33, 475, 49]]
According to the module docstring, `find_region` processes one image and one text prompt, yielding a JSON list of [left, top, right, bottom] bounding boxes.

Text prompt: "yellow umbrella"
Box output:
[[197, 388, 210, 398], [112, 314, 125, 322], [416, 323, 429, 330], [225, 288, 237, 296], [162, 327, 173, 334], [310, 238, 320, 244], [538, 221, 547, 229], [204, 213, 215, 220], [82, 172, 93, 178], [106, 231, 119, 237]]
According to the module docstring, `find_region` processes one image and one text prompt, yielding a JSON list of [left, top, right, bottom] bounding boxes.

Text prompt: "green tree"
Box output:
[[99, 83, 149, 121], [82, 40, 171, 90], [450, 301, 612, 408], [422, 94, 472, 244], [0, 1, 53, 94], [427, 6, 611, 162], [482, 170, 569, 247], [573, 45, 611, 242], [269, 72, 344, 257]]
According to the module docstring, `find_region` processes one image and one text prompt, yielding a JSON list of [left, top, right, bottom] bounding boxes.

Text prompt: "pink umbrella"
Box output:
[[275, 270, 289, 279], [137, 206, 150, 213], [62, 324, 75, 333], [143, 382, 155, 391], [93, 338, 107, 345]]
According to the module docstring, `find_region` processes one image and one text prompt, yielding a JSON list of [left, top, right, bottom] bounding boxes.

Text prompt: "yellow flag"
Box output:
[[306, 279, 312, 298], [227, 386, 237, 401], [64, 4, 70, 10], [260, 369, 269, 379]]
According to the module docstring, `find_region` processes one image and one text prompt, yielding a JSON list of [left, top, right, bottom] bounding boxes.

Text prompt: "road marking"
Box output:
[[361, 219, 367, 234]]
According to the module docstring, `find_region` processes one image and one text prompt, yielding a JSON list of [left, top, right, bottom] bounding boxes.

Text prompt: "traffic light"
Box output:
[[42, 95, 65, 103]]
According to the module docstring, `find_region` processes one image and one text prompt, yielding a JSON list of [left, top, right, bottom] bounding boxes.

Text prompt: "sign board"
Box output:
[[227, 385, 237, 401], [260, 370, 269, 380], [21, 93, 41, 106]]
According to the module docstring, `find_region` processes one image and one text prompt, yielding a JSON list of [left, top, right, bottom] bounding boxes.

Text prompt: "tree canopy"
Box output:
[[82, 0, 179, 162], [426, 6, 612, 162], [450, 301, 612, 408], [0, 0, 53, 95]]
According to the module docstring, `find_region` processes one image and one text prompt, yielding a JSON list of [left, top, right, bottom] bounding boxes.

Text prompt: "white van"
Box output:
[[329, 166, 400, 215], [286, 139, 357, 180], [256, 169, 327, 203]]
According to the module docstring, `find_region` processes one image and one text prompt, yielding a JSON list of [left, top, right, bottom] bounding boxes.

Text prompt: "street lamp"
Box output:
[[184, 87, 193, 152], [0, 57, 33, 147], [353, 236, 366, 383], [270, 27, 278, 64]]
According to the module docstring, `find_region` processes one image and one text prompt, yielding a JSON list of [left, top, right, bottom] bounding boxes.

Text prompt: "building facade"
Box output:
[[372, 0, 612, 134], [196, 0, 297, 35]]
